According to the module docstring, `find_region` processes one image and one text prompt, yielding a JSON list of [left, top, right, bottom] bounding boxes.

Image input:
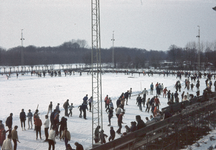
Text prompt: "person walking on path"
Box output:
[[63, 99, 69, 117], [108, 126, 115, 141], [142, 88, 148, 107], [19, 109, 26, 130], [48, 127, 56, 150], [1, 134, 12, 150], [6, 113, 13, 133], [47, 101, 53, 115], [60, 127, 71, 149], [11, 125, 20, 150], [136, 94, 142, 111], [35, 116, 42, 140], [124, 90, 129, 105], [106, 107, 114, 126], [27, 109, 33, 129], [116, 112, 125, 134], [44, 115, 49, 141], [88, 96, 93, 112], [68, 103, 74, 117]]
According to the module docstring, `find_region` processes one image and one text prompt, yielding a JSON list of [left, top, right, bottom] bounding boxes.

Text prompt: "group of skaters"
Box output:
[[0, 99, 88, 150]]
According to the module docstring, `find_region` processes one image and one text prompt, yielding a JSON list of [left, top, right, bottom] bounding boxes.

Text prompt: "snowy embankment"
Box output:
[[0, 72, 215, 150]]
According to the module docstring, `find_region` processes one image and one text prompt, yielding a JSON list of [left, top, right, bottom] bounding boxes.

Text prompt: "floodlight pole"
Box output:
[[111, 31, 115, 68], [20, 29, 25, 66], [196, 26, 200, 72], [91, 0, 103, 147]]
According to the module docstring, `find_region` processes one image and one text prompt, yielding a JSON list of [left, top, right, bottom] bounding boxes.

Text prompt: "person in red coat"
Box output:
[[35, 116, 42, 140]]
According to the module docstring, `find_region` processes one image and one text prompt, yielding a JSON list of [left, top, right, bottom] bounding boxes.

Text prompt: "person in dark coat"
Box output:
[[59, 117, 67, 137], [106, 107, 113, 126], [6, 113, 13, 133], [136, 115, 146, 130], [108, 126, 115, 141], [19, 109, 26, 130], [63, 99, 69, 117], [82, 103, 88, 119], [50, 109, 56, 129], [74, 142, 84, 150]]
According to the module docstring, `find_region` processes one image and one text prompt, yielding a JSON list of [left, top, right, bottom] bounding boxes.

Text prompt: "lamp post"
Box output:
[[196, 26, 200, 72], [111, 31, 115, 68]]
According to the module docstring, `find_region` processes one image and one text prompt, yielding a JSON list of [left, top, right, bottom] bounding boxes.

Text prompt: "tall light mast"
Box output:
[[91, 0, 103, 147], [111, 31, 115, 68], [20, 29, 25, 65], [196, 26, 200, 72]]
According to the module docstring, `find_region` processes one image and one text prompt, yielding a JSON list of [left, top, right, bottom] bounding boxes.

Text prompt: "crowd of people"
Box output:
[[1, 71, 216, 150], [0, 97, 88, 150]]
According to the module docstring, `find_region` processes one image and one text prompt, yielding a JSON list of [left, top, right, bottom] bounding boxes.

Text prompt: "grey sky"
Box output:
[[0, 0, 216, 51]]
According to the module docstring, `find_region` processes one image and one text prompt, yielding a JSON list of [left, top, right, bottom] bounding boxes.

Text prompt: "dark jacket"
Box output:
[[136, 120, 146, 130], [6, 116, 12, 128], [20, 112, 26, 121]]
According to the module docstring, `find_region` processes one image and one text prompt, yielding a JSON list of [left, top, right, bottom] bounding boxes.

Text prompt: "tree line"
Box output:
[[0, 40, 216, 70]]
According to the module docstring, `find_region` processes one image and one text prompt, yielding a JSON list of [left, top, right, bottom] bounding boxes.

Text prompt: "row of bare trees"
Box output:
[[0, 40, 216, 70]]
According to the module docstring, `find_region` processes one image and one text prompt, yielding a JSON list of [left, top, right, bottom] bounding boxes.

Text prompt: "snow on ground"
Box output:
[[0, 71, 215, 150]]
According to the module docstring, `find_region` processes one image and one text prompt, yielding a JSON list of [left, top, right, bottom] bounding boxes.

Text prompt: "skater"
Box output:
[[82, 103, 88, 119], [88, 96, 93, 112], [108, 126, 115, 141], [63, 99, 69, 117], [59, 117, 67, 138], [129, 88, 132, 99], [19, 109, 26, 130], [100, 130, 108, 144], [5, 113, 13, 133], [136, 94, 142, 111], [104, 95, 109, 108], [60, 127, 71, 149], [35, 116, 42, 140], [27, 109, 33, 129], [106, 107, 113, 126], [47, 101, 53, 115], [50, 109, 56, 129], [150, 82, 154, 95], [1, 134, 12, 150], [83, 94, 88, 104], [142, 88, 148, 107], [68, 103, 74, 117], [11, 125, 19, 150], [109, 99, 114, 109], [55, 103, 60, 112], [94, 125, 100, 143], [48, 127, 56, 150], [145, 98, 151, 112], [78, 104, 83, 118], [116, 112, 125, 134], [44, 115, 49, 141], [124, 90, 129, 105], [0, 120, 6, 146]]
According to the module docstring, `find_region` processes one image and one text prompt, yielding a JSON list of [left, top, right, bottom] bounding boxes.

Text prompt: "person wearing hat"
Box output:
[[60, 127, 71, 149]]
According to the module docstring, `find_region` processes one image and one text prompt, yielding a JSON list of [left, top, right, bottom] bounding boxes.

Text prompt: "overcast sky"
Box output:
[[0, 0, 216, 51]]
